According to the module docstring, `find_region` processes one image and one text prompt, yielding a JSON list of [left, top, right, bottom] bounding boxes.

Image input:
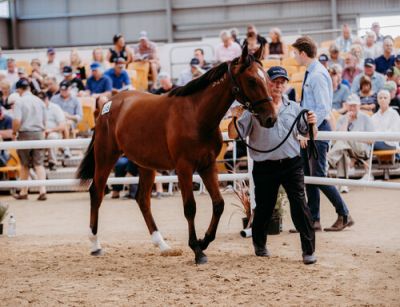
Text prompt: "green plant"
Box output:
[[0, 203, 8, 223]]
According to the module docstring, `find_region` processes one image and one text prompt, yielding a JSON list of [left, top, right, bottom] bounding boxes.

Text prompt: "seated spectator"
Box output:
[[342, 54, 361, 85], [363, 31, 381, 59], [51, 81, 83, 158], [12, 78, 47, 200], [133, 31, 160, 89], [385, 80, 400, 114], [0, 80, 11, 109], [38, 91, 66, 170], [5, 58, 18, 86], [44, 76, 59, 100], [371, 89, 400, 151], [194, 48, 212, 71], [177, 58, 206, 86], [335, 24, 353, 53], [330, 65, 350, 114], [106, 33, 134, 66], [0, 47, 6, 70], [111, 156, 139, 199], [375, 37, 395, 74], [318, 54, 329, 69], [230, 28, 241, 45], [42, 48, 60, 77], [265, 27, 287, 58], [246, 32, 267, 59], [85, 62, 112, 98], [70, 49, 87, 80], [351, 58, 385, 94], [215, 30, 242, 64], [242, 24, 267, 46], [30, 58, 44, 93], [328, 44, 344, 68], [151, 71, 176, 95], [15, 67, 41, 96], [328, 94, 375, 192], [393, 54, 400, 78], [0, 106, 12, 141], [358, 75, 378, 112], [92, 47, 108, 70], [350, 44, 364, 70], [371, 22, 384, 44], [105, 57, 132, 93], [62, 66, 85, 96], [3, 92, 19, 117]]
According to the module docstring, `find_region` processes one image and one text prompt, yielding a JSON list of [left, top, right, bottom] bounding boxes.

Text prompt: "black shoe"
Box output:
[[254, 245, 270, 257], [48, 161, 57, 171]]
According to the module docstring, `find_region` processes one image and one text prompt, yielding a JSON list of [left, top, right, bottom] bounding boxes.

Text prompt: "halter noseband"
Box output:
[[227, 61, 272, 114]]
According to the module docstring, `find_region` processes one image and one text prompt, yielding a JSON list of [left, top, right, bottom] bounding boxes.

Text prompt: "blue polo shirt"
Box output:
[[374, 55, 395, 74], [0, 114, 12, 131], [86, 75, 113, 94], [105, 68, 131, 90]]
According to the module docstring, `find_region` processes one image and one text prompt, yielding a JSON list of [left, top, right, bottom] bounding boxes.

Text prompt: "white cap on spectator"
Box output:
[[346, 94, 361, 105], [139, 31, 148, 40]]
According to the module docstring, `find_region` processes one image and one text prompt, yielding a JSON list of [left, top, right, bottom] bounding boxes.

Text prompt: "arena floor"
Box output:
[[0, 185, 399, 306]]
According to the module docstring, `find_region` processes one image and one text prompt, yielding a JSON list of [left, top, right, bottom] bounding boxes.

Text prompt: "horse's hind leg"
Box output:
[[177, 164, 207, 264], [198, 163, 225, 251], [136, 167, 171, 252], [89, 153, 119, 256]]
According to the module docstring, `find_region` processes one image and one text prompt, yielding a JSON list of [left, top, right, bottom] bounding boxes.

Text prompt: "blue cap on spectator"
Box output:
[[395, 54, 400, 62], [47, 48, 55, 54], [63, 66, 73, 75], [190, 58, 200, 66], [364, 58, 375, 67], [318, 54, 329, 62], [267, 66, 289, 81], [15, 78, 30, 89], [90, 62, 102, 71]]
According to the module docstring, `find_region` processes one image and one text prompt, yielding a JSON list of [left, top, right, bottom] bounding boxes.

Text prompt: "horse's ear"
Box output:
[[239, 42, 249, 63], [253, 41, 266, 61]]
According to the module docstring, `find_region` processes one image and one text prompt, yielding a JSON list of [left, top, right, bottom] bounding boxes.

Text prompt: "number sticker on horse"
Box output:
[[101, 101, 112, 115]]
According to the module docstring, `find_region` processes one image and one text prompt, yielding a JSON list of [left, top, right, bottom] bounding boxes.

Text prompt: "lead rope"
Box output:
[[233, 109, 318, 160]]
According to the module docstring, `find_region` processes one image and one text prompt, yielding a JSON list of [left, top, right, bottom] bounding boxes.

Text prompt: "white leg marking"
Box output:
[[151, 231, 171, 251], [89, 229, 102, 253]]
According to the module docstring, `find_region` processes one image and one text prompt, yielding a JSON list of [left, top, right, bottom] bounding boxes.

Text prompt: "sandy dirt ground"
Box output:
[[0, 186, 399, 306]]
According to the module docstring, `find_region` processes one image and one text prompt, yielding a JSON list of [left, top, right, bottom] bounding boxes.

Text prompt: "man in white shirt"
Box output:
[[215, 30, 242, 64], [42, 48, 60, 77], [5, 58, 18, 86]]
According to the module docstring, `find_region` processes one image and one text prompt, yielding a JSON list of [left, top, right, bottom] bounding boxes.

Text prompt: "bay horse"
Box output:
[[76, 44, 276, 264]]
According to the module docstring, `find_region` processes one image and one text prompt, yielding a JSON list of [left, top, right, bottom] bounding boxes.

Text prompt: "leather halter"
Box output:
[[227, 61, 272, 114]]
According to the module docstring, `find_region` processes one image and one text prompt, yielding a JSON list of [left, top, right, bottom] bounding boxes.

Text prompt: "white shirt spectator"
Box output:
[[215, 42, 242, 63], [46, 102, 65, 130], [42, 61, 60, 78], [371, 107, 400, 148]]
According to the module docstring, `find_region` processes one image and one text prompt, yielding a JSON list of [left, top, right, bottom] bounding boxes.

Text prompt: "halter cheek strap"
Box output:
[[227, 62, 272, 114]]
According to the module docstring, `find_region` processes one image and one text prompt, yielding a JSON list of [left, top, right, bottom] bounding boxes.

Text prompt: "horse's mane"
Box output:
[[168, 54, 258, 97]]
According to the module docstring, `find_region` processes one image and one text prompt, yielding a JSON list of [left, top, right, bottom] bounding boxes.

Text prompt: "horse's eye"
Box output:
[[248, 78, 257, 87]]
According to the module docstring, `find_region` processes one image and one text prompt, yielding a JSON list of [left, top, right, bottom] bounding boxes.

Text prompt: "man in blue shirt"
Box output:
[[292, 36, 354, 232], [105, 57, 131, 93], [351, 58, 385, 94], [85, 62, 112, 98], [374, 37, 395, 74]]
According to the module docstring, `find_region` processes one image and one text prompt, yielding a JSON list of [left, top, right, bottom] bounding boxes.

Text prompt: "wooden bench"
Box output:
[[372, 149, 400, 180]]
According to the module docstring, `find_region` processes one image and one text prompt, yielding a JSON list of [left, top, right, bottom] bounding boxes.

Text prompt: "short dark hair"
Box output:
[[194, 48, 204, 55], [292, 36, 317, 58], [360, 75, 372, 88]]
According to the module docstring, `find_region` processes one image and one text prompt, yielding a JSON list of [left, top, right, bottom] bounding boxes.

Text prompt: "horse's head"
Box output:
[[228, 43, 277, 128]]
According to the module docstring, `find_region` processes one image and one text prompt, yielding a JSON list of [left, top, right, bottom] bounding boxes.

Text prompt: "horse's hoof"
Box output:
[[195, 252, 208, 265], [90, 249, 104, 256]]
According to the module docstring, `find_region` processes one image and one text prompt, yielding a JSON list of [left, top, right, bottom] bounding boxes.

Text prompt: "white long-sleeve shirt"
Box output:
[[371, 107, 400, 147]]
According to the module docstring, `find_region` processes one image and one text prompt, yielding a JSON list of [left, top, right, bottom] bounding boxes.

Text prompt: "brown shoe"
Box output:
[[111, 191, 120, 199], [37, 193, 47, 201], [13, 193, 28, 200], [313, 221, 322, 231], [324, 215, 354, 231], [289, 228, 299, 233]]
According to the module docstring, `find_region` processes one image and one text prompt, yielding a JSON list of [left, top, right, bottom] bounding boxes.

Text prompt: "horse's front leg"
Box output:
[[198, 163, 225, 251], [176, 164, 207, 264]]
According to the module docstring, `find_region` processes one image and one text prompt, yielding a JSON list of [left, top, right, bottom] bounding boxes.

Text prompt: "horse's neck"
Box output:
[[195, 77, 235, 132]]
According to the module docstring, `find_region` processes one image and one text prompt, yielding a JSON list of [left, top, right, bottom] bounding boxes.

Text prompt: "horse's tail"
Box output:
[[76, 130, 96, 185]]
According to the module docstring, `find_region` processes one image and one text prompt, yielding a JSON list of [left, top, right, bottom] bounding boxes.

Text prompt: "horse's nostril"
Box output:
[[265, 117, 275, 127]]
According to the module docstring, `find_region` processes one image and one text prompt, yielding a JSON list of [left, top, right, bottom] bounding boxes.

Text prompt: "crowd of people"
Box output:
[[0, 22, 399, 201]]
